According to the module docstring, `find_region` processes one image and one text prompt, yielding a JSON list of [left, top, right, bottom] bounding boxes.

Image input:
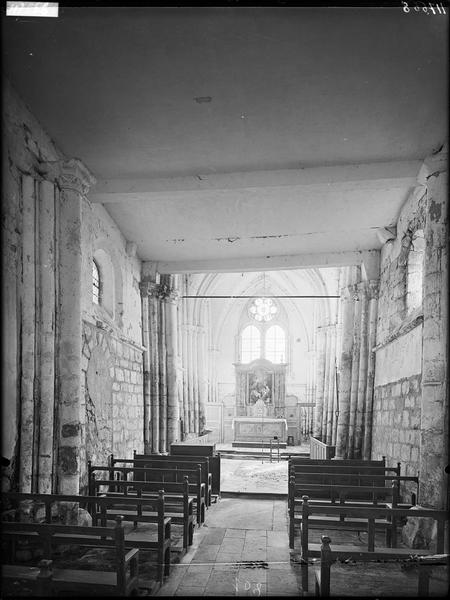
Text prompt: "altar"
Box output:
[[232, 417, 288, 443]]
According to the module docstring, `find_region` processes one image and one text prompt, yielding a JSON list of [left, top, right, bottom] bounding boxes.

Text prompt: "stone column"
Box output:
[[158, 295, 167, 453], [363, 281, 379, 460], [55, 159, 95, 494], [325, 325, 337, 446], [148, 282, 160, 453], [347, 285, 362, 459], [192, 325, 199, 433], [181, 297, 189, 439], [313, 326, 326, 439], [165, 281, 180, 446], [37, 180, 57, 492], [354, 282, 369, 458], [420, 159, 448, 509], [19, 175, 37, 493], [140, 280, 156, 453], [335, 286, 355, 458], [197, 325, 208, 434]]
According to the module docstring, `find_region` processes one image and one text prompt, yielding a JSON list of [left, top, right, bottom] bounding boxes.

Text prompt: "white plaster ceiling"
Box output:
[[3, 7, 448, 270]]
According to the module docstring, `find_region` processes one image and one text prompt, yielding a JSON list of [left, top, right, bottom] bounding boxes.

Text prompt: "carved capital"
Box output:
[[41, 158, 96, 196], [367, 279, 380, 300], [140, 280, 159, 298]]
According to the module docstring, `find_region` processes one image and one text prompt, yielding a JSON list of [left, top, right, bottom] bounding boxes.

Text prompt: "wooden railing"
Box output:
[[310, 436, 335, 460]]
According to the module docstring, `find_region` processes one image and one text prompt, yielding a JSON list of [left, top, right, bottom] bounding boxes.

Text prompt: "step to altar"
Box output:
[[231, 441, 287, 449]]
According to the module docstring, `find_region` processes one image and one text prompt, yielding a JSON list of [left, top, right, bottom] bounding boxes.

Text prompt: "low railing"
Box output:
[[310, 436, 335, 460]]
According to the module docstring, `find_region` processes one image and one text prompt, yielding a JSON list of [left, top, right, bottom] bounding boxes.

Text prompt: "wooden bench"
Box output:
[[314, 537, 450, 597], [288, 457, 387, 466], [90, 475, 194, 550], [89, 463, 206, 526], [109, 452, 213, 507], [169, 444, 221, 497], [289, 484, 403, 550], [297, 495, 448, 561], [1, 515, 139, 596], [2, 490, 171, 583], [289, 470, 418, 504]]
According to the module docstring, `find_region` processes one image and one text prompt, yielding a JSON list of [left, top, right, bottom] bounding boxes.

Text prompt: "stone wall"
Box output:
[[372, 187, 426, 496], [80, 321, 144, 491]]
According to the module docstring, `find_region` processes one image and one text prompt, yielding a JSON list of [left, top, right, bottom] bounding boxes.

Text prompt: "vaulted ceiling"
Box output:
[[3, 6, 448, 272]]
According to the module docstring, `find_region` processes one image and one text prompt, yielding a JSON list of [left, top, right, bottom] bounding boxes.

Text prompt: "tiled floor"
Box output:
[[156, 497, 302, 597]]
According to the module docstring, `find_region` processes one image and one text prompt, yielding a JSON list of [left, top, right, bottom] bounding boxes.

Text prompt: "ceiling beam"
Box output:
[[89, 160, 421, 203], [155, 249, 380, 275]]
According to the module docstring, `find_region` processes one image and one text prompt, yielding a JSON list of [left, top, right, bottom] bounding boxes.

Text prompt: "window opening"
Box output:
[[265, 324, 286, 363], [92, 259, 101, 305], [241, 325, 261, 363]]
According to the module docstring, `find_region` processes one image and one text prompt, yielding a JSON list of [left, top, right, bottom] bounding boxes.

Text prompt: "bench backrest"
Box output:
[[289, 458, 386, 465], [2, 514, 127, 564]]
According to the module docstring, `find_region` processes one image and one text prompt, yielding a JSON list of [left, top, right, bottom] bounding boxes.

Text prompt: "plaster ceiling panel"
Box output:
[[2, 7, 448, 179], [102, 183, 409, 261]]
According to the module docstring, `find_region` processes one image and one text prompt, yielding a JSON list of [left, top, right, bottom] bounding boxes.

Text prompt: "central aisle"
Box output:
[[156, 497, 303, 597]]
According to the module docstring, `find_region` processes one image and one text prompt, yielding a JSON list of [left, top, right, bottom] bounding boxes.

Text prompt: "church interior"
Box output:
[[1, 5, 448, 597]]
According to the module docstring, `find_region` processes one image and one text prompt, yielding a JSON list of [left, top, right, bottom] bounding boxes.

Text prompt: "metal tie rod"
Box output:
[[182, 295, 340, 299]]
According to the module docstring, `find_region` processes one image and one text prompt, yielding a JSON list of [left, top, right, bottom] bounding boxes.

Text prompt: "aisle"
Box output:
[[156, 497, 302, 597]]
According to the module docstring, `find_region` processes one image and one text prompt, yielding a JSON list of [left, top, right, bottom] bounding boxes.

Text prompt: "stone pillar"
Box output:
[[55, 160, 95, 494], [158, 296, 167, 453], [347, 285, 362, 458], [140, 280, 156, 453], [19, 175, 36, 493], [197, 325, 208, 434], [181, 297, 189, 439], [363, 280, 379, 460], [192, 325, 199, 433], [420, 159, 448, 509], [335, 286, 355, 458], [313, 326, 326, 438], [354, 282, 369, 458], [147, 282, 160, 453], [325, 325, 337, 446], [165, 281, 180, 446], [37, 180, 57, 493]]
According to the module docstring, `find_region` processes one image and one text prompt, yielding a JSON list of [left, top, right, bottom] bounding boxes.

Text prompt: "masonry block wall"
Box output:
[[80, 194, 144, 490]]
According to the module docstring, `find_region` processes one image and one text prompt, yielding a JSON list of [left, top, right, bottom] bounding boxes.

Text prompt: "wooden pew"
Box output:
[[289, 470, 418, 504], [1, 515, 140, 596], [134, 451, 214, 506], [90, 475, 194, 550], [2, 491, 171, 583], [314, 538, 450, 597], [289, 457, 387, 466], [89, 463, 206, 526], [298, 495, 448, 561], [109, 452, 213, 507], [289, 483, 401, 550], [169, 444, 221, 498]]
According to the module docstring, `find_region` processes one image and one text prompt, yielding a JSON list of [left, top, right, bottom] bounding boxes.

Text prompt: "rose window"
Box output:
[[249, 297, 278, 322]]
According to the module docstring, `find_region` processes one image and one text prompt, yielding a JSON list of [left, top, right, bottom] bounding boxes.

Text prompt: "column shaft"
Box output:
[[354, 284, 369, 458], [420, 169, 448, 508], [347, 290, 362, 458], [363, 283, 379, 459], [19, 175, 36, 492], [158, 299, 167, 452], [37, 180, 56, 493], [313, 327, 326, 438]]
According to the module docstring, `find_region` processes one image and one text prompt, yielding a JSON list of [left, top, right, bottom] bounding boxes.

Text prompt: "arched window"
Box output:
[[406, 230, 425, 314], [241, 325, 261, 363], [265, 325, 286, 363], [92, 259, 101, 305]]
